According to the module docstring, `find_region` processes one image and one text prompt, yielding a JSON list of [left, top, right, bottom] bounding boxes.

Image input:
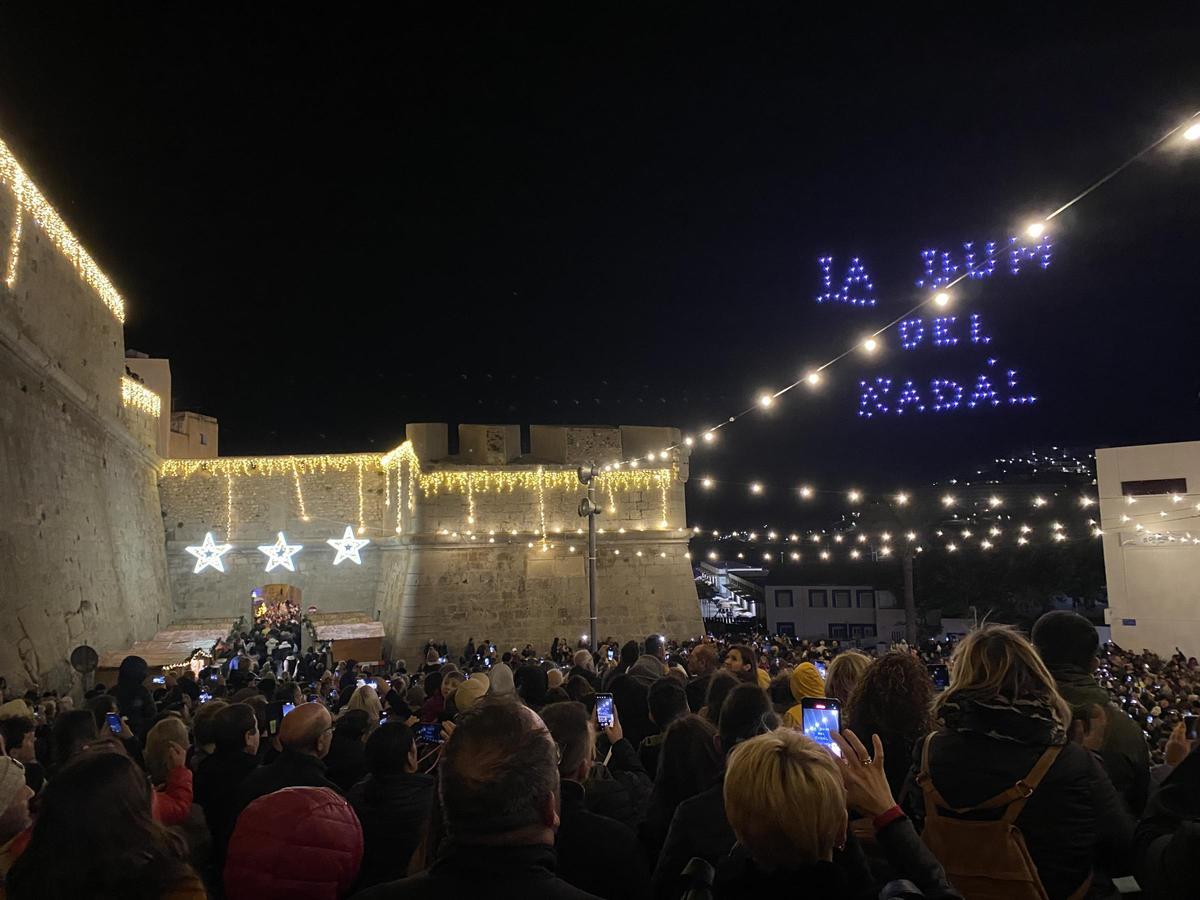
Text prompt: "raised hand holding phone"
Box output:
[[830, 729, 895, 818]]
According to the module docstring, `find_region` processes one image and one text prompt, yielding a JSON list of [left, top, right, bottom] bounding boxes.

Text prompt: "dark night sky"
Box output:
[[1, 7, 1198, 529]]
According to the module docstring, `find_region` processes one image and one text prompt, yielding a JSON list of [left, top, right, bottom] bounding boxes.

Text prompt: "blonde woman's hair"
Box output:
[[824, 650, 871, 706], [933, 624, 1071, 726], [345, 684, 383, 724], [723, 730, 846, 866], [145, 715, 190, 784]]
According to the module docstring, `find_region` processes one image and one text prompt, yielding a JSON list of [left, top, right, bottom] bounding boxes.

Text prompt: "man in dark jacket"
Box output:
[[112, 655, 157, 741], [234, 701, 339, 816], [1032, 610, 1151, 815], [542, 702, 651, 900], [194, 702, 261, 873], [639, 678, 688, 777], [324, 709, 370, 792], [684, 643, 718, 713], [347, 721, 435, 890], [652, 684, 778, 900], [356, 699, 598, 899]]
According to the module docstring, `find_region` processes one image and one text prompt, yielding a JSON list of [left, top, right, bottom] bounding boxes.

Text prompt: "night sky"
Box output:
[[1, 8, 1198, 530]]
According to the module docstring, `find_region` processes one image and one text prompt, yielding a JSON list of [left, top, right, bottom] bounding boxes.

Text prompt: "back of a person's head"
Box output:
[[724, 730, 845, 867], [656, 714, 722, 804], [847, 652, 934, 738], [936, 624, 1070, 724], [572, 649, 594, 671], [423, 671, 444, 695], [620, 640, 640, 667], [365, 721, 416, 776], [145, 716, 190, 783], [51, 709, 98, 768], [224, 786, 362, 900], [702, 670, 739, 726], [214, 703, 258, 753], [273, 682, 300, 703], [192, 699, 228, 747], [824, 650, 871, 705], [0, 716, 33, 756], [1031, 611, 1099, 670], [438, 699, 558, 841], [648, 676, 688, 728], [514, 665, 549, 706], [645, 634, 666, 658], [7, 750, 188, 899], [689, 643, 718, 676], [335, 708, 370, 740], [540, 701, 592, 779], [719, 683, 777, 755], [564, 675, 596, 710]]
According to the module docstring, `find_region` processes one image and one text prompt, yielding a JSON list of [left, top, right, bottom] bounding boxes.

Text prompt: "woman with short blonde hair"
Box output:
[[724, 729, 846, 866], [344, 683, 383, 727]]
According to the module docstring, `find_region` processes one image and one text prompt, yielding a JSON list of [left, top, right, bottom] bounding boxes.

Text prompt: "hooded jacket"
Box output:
[[347, 770, 435, 890], [782, 662, 826, 728], [114, 656, 157, 740], [1048, 662, 1151, 815]]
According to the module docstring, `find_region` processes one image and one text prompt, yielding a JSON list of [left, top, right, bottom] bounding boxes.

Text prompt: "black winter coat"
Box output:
[[1133, 748, 1200, 899], [652, 779, 732, 900], [353, 843, 600, 899], [346, 770, 435, 890], [324, 733, 368, 792], [904, 729, 1134, 900], [234, 748, 341, 819], [194, 749, 260, 865], [556, 780, 651, 900], [584, 737, 652, 830]]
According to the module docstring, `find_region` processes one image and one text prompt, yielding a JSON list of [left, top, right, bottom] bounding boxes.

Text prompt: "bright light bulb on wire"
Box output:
[[895, 492, 909, 505], [1026, 221, 1046, 239], [758, 393, 774, 409], [1184, 122, 1200, 142], [861, 337, 879, 353], [799, 485, 814, 499], [933, 292, 950, 308], [750, 482, 763, 495], [806, 371, 821, 387], [701, 477, 714, 489]]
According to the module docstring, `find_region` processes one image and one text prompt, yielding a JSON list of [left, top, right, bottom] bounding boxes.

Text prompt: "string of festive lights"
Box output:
[[291, 461, 309, 522], [225, 472, 234, 538], [356, 458, 366, 534], [0, 135, 126, 321], [590, 109, 1200, 470], [120, 376, 162, 417]]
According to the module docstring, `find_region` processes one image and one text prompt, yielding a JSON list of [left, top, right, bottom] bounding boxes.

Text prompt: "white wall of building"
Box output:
[[1097, 440, 1200, 656], [764, 583, 897, 643]]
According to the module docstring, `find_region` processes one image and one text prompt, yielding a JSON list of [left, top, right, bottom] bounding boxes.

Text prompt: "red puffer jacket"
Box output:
[[224, 786, 363, 900]]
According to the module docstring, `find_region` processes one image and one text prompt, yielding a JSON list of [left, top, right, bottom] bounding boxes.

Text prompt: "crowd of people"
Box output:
[[0, 610, 1197, 898]]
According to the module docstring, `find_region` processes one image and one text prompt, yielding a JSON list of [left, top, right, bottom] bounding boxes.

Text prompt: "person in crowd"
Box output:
[[145, 717, 195, 826], [629, 640, 667, 691], [0, 716, 44, 795], [909, 624, 1133, 899], [700, 670, 738, 727], [195, 702, 261, 874], [223, 786, 363, 900], [515, 665, 550, 711], [685, 643, 719, 712], [845, 652, 934, 797], [176, 670, 201, 705], [570, 649, 600, 689], [541, 701, 651, 900], [452, 674, 489, 715], [640, 714, 723, 864], [189, 698, 227, 772], [235, 701, 339, 814], [565, 674, 597, 711], [640, 677, 689, 776], [356, 699, 597, 898], [722, 644, 764, 688], [547, 668, 565, 692], [488, 660, 515, 697], [1134, 739, 1200, 899], [419, 647, 442, 674], [419, 672, 445, 720], [50, 707, 101, 772], [653, 683, 778, 900], [781, 661, 826, 728], [0, 756, 33, 880], [602, 640, 641, 690], [114, 655, 158, 741], [824, 648, 871, 705], [6, 751, 205, 898], [712, 727, 959, 898], [609, 662, 658, 753], [1032, 610, 1151, 815], [347, 721, 435, 890], [325, 709, 371, 792]]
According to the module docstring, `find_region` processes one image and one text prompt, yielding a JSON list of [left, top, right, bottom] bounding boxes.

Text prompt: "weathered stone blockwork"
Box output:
[[160, 425, 702, 661]]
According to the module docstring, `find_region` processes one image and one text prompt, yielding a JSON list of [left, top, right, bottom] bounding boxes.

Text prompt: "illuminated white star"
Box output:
[[185, 532, 233, 574], [327, 526, 370, 565], [258, 532, 302, 572]]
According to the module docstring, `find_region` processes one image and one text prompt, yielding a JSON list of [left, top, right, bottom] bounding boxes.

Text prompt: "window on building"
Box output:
[[856, 589, 876, 608], [833, 589, 851, 608], [775, 590, 794, 608], [863, 624, 877, 638], [808, 589, 827, 608], [1121, 477, 1186, 497], [199, 432, 208, 446], [777, 622, 795, 637], [829, 623, 847, 639]]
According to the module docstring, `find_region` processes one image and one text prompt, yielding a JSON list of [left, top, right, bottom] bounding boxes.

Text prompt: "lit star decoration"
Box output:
[[185, 532, 233, 574], [258, 532, 303, 573], [327, 526, 370, 566]]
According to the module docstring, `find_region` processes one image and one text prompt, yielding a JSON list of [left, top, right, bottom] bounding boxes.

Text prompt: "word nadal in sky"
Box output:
[[815, 234, 1053, 417]]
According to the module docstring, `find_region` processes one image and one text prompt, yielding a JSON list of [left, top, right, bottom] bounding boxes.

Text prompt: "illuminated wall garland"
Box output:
[[0, 135, 126, 321], [121, 376, 162, 417]]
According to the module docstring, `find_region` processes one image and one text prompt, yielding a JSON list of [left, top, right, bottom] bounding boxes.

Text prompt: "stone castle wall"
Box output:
[[159, 425, 702, 661], [0, 144, 171, 691]]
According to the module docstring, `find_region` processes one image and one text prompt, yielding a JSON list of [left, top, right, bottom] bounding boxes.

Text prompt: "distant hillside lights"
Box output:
[[0, 135, 126, 321], [121, 376, 162, 417]]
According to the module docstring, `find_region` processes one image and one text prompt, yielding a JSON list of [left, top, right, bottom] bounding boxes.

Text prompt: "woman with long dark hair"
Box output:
[[640, 715, 723, 862], [723, 644, 759, 685], [6, 750, 204, 899]]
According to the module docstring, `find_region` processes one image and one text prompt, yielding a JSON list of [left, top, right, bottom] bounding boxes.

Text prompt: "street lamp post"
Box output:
[[578, 464, 603, 649]]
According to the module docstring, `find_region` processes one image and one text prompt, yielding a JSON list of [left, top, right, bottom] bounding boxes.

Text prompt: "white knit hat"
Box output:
[[0, 758, 25, 813], [0, 700, 32, 722]]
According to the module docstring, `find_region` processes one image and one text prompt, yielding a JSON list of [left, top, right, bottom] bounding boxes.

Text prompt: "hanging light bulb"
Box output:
[[758, 393, 774, 409], [933, 291, 950, 307], [895, 492, 909, 505], [1026, 221, 1046, 238], [861, 337, 879, 353], [1184, 122, 1200, 141], [750, 482, 763, 495], [701, 477, 714, 489], [799, 485, 814, 499], [806, 371, 821, 386]]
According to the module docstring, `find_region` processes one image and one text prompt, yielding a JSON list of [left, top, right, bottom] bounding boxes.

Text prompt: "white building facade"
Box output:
[[763, 582, 905, 645], [1097, 439, 1200, 656]]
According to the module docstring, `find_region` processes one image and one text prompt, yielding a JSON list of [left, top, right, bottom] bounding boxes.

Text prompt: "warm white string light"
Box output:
[[120, 376, 162, 417]]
